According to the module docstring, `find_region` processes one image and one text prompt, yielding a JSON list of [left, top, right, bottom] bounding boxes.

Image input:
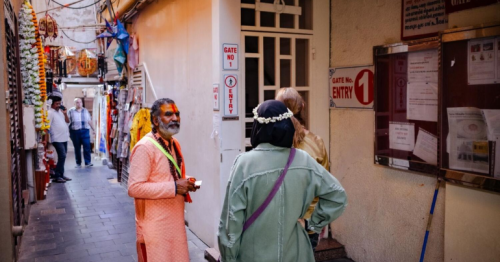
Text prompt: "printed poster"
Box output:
[[497, 38, 500, 82], [413, 128, 438, 165], [468, 37, 496, 85], [482, 110, 500, 178], [407, 82, 438, 122], [447, 108, 489, 174], [389, 122, 415, 152], [408, 50, 438, 83]]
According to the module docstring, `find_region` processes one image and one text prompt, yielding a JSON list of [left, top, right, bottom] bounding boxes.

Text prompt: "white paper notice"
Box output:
[[389, 122, 415, 152], [497, 37, 500, 83], [407, 82, 438, 122], [482, 110, 500, 178], [468, 38, 496, 85], [408, 50, 438, 83], [447, 108, 489, 174], [413, 128, 438, 165]]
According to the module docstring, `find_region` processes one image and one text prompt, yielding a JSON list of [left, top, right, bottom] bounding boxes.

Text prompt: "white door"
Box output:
[[240, 0, 323, 151]]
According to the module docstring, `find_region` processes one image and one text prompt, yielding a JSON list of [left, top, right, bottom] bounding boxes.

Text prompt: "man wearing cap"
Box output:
[[47, 96, 72, 183]]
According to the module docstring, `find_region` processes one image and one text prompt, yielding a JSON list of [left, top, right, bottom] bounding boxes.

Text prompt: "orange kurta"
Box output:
[[128, 132, 189, 262]]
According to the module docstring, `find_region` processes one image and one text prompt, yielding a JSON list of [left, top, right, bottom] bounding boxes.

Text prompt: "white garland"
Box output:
[[19, 2, 43, 128], [252, 103, 294, 124]]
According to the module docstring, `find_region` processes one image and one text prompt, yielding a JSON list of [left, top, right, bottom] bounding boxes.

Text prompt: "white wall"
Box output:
[[31, 0, 97, 50], [61, 87, 84, 109], [445, 184, 500, 262], [329, 1, 500, 262], [131, 0, 219, 247]]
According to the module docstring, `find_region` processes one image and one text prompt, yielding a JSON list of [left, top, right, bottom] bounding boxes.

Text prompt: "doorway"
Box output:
[[240, 0, 315, 151]]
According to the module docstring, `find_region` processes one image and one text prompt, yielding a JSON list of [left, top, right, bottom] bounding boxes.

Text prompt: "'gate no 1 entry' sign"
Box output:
[[224, 74, 238, 117], [329, 66, 374, 109], [223, 44, 238, 70]]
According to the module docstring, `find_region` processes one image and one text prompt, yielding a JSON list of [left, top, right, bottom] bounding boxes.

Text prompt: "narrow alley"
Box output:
[[1, 1, 500, 261], [17, 151, 208, 262]]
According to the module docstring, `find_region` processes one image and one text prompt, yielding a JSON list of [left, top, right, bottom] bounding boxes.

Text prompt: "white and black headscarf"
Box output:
[[250, 100, 295, 148]]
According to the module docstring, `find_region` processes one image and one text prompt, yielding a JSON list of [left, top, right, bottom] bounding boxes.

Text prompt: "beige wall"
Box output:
[[131, 0, 219, 246], [445, 184, 500, 262], [62, 87, 85, 109], [330, 1, 500, 262]]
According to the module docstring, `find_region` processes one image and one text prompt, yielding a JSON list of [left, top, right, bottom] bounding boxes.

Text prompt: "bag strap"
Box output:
[[242, 148, 296, 232], [146, 137, 181, 178]]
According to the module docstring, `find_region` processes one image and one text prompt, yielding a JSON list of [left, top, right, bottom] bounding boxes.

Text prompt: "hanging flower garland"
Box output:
[[19, 1, 48, 130], [32, 6, 49, 131]]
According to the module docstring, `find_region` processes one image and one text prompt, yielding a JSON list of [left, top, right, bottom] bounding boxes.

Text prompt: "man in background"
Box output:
[[47, 96, 72, 183], [68, 98, 95, 168]]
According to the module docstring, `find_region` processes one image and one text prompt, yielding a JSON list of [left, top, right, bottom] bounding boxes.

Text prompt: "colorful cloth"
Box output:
[[218, 143, 347, 262], [128, 133, 189, 262], [129, 108, 151, 151], [296, 130, 330, 220]]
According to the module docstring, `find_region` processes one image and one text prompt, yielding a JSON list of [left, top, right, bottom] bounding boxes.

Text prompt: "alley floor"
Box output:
[[19, 151, 208, 262]]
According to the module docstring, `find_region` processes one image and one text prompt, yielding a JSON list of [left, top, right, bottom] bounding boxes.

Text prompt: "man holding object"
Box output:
[[128, 98, 199, 262]]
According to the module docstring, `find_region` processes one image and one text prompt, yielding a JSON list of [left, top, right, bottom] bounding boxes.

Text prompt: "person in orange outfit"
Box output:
[[128, 98, 198, 262]]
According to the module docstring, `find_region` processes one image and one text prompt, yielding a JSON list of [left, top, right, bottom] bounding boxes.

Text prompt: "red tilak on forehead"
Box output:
[[170, 104, 178, 113]]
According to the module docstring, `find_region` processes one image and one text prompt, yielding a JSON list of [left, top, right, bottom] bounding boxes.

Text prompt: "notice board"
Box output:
[[374, 24, 500, 192], [374, 39, 440, 175], [440, 25, 500, 191]]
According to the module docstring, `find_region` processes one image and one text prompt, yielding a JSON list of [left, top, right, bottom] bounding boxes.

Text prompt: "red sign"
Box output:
[[329, 66, 374, 109], [223, 44, 239, 70], [224, 74, 238, 116], [354, 69, 374, 105], [444, 0, 499, 14]]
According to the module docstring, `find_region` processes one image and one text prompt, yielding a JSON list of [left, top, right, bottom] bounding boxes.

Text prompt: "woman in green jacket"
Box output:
[[218, 100, 347, 262]]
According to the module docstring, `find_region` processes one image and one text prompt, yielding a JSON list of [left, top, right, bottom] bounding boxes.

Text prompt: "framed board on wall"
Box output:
[[374, 23, 500, 193], [440, 24, 500, 192], [374, 38, 441, 175], [401, 0, 448, 41]]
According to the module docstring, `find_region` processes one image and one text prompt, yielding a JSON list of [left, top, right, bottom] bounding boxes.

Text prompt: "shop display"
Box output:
[[77, 49, 98, 76], [39, 13, 58, 41]]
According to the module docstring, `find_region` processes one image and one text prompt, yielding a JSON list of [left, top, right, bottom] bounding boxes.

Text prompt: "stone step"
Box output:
[[314, 238, 348, 262], [205, 238, 353, 262]]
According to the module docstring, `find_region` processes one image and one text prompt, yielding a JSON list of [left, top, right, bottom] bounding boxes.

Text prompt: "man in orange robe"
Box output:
[[128, 98, 197, 262]]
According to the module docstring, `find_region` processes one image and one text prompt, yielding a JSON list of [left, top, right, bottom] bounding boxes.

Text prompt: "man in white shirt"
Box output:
[[68, 98, 95, 168], [47, 96, 72, 183]]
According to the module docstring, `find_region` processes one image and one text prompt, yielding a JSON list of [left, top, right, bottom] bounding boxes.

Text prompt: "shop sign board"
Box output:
[[223, 44, 238, 70], [444, 0, 498, 14], [329, 66, 374, 109], [224, 74, 238, 116], [401, 0, 448, 40], [213, 84, 220, 111]]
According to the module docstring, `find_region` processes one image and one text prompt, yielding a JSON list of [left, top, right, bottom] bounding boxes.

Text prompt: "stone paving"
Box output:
[[19, 151, 208, 262]]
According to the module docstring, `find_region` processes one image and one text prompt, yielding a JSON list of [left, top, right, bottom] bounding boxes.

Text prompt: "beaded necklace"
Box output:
[[152, 127, 182, 180]]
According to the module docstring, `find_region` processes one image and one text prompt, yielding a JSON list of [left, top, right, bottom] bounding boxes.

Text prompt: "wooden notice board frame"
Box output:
[[439, 23, 500, 193], [373, 23, 500, 193], [373, 37, 441, 176]]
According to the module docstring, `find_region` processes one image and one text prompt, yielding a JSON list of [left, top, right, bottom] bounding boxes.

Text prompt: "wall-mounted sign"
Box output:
[[213, 84, 220, 111], [401, 0, 448, 40], [329, 66, 374, 109], [444, 0, 499, 14], [224, 74, 238, 117], [223, 44, 238, 70]]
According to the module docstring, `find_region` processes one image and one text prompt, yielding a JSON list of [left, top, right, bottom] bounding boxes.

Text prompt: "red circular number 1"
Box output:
[[354, 69, 374, 105]]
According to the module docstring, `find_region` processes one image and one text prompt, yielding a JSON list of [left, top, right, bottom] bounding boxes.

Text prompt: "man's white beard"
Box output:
[[158, 120, 180, 137]]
